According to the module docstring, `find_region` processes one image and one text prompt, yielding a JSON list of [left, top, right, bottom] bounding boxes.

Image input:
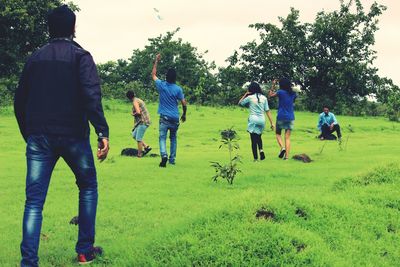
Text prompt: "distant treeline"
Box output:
[[1, 0, 399, 121]]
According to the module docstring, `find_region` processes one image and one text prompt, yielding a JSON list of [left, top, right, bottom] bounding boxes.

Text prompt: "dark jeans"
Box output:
[[320, 124, 342, 139], [250, 133, 263, 160], [159, 116, 179, 163], [21, 135, 98, 267]]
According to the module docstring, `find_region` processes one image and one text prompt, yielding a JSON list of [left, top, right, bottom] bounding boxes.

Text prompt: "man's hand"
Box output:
[[181, 99, 187, 123], [97, 138, 109, 162], [156, 53, 161, 62], [330, 123, 334, 130], [180, 114, 186, 123]]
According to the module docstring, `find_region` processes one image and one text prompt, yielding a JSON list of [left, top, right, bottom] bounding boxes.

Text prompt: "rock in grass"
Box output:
[[295, 208, 308, 219], [69, 216, 79, 225], [255, 208, 275, 220], [291, 239, 307, 252], [121, 148, 158, 157], [40, 233, 49, 241], [292, 154, 312, 163]]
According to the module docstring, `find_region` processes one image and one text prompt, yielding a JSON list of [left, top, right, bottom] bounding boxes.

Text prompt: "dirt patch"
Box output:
[[292, 154, 312, 163], [121, 148, 158, 157], [386, 202, 400, 211], [255, 208, 275, 221], [387, 224, 396, 233], [292, 240, 307, 252], [69, 216, 79, 225], [40, 233, 49, 241], [295, 208, 308, 220]]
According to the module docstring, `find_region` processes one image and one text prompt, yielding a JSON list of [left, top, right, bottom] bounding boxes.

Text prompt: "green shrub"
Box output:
[[210, 128, 241, 185], [102, 81, 157, 102], [386, 91, 400, 122], [0, 76, 17, 107]]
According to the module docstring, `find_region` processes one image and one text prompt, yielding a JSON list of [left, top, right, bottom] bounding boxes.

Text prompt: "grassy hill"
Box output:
[[0, 100, 399, 266]]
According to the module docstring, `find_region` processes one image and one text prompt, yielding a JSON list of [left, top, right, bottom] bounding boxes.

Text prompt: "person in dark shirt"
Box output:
[[269, 78, 297, 160], [14, 5, 109, 266]]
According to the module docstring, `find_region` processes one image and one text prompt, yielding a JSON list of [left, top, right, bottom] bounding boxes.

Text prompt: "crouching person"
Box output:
[[318, 106, 342, 141]]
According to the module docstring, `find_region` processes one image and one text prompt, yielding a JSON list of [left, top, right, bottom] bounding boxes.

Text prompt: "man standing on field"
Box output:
[[14, 5, 109, 266], [151, 53, 187, 167], [126, 90, 152, 157]]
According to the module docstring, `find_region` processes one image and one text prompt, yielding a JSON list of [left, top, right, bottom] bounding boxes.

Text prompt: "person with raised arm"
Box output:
[[152, 53, 187, 167], [268, 78, 297, 160], [238, 82, 274, 161]]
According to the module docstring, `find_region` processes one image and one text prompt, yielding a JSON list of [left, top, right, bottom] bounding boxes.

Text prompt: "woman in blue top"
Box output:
[[268, 78, 297, 160], [239, 82, 274, 161]]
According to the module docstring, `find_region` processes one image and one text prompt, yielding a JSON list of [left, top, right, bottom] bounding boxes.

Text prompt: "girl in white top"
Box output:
[[239, 82, 274, 161]]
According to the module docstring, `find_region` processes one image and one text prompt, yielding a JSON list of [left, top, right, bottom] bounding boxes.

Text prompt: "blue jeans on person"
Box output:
[[21, 135, 98, 267], [159, 116, 179, 163]]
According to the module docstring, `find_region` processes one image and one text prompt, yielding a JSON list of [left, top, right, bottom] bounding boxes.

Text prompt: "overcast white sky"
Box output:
[[72, 0, 400, 85]]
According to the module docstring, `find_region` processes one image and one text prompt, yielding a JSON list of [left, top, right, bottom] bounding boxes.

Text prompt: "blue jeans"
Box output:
[[159, 116, 179, 163], [21, 135, 98, 267]]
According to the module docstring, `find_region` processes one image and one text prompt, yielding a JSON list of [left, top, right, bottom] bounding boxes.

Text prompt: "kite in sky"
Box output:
[[153, 7, 163, 20]]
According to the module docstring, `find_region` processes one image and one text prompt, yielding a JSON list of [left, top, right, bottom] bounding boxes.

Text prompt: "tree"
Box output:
[[230, 8, 310, 86], [0, 0, 78, 106], [305, 0, 387, 111], [98, 28, 218, 104], [229, 0, 395, 113], [215, 66, 248, 105], [0, 0, 79, 77]]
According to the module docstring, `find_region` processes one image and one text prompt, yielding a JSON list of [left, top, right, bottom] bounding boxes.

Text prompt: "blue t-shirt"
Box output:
[[277, 89, 297, 121], [317, 112, 338, 130], [155, 79, 184, 120]]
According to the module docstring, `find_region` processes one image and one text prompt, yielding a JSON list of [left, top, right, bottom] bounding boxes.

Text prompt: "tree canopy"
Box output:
[[0, 0, 78, 77], [98, 28, 218, 104], [229, 0, 397, 113], [0, 0, 398, 120]]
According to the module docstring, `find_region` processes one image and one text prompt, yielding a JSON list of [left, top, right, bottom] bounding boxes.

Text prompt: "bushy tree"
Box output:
[[0, 0, 78, 106], [386, 91, 400, 122], [376, 79, 400, 121], [215, 66, 248, 105], [98, 28, 218, 104], [229, 0, 396, 113], [231, 8, 309, 86], [0, 0, 78, 77], [305, 0, 387, 111]]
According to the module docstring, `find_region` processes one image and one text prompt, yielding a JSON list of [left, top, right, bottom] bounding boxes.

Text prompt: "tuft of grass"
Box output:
[[334, 163, 400, 190]]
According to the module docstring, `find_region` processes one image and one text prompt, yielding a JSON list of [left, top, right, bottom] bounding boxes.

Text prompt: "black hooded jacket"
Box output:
[[14, 38, 109, 141]]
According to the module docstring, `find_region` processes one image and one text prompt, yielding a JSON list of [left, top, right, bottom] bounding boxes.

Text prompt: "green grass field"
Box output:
[[1, 100, 400, 266]]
